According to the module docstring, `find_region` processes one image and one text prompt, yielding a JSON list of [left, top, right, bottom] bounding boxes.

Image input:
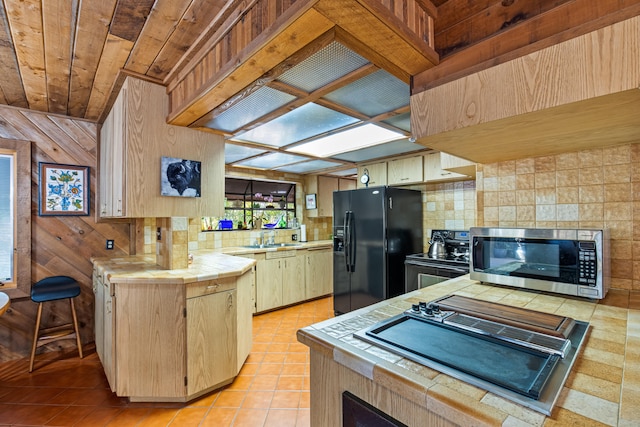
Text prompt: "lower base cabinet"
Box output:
[[93, 268, 254, 402], [252, 247, 333, 313]]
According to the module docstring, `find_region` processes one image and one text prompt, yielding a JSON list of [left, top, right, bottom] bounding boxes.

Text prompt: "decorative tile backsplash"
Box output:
[[477, 143, 640, 290]]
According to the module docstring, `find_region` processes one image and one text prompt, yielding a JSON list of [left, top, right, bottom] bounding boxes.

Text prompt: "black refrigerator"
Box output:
[[333, 186, 423, 315]]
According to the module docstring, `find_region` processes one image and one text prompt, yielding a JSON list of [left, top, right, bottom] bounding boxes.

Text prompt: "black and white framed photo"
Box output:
[[160, 156, 201, 197], [305, 193, 317, 209]]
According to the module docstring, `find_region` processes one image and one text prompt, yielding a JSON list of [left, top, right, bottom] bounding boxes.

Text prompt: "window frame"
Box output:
[[0, 138, 31, 298]]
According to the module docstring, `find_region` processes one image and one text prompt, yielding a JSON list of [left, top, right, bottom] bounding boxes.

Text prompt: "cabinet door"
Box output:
[[103, 281, 115, 391], [388, 157, 423, 185], [339, 178, 356, 191], [317, 176, 338, 217], [256, 258, 283, 312], [99, 87, 126, 217], [93, 272, 104, 365], [305, 249, 333, 299], [358, 162, 387, 188], [236, 269, 254, 371], [114, 283, 186, 398], [282, 255, 305, 306], [424, 152, 468, 182], [187, 289, 237, 396]]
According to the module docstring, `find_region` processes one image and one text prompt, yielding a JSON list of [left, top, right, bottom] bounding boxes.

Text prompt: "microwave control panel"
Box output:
[[578, 242, 597, 285]]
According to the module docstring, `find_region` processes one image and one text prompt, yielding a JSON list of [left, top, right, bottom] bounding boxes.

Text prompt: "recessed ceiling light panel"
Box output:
[[288, 124, 404, 158], [233, 103, 359, 147], [234, 152, 309, 169]]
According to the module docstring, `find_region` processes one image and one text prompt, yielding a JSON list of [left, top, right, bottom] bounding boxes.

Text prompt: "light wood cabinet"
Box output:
[[305, 176, 357, 218], [357, 162, 387, 188], [186, 289, 236, 396], [255, 251, 305, 311], [99, 76, 225, 218], [282, 254, 305, 306], [387, 156, 424, 185], [424, 152, 471, 182], [339, 178, 356, 191], [93, 268, 253, 402], [305, 248, 333, 299], [305, 175, 337, 218], [440, 152, 476, 179]]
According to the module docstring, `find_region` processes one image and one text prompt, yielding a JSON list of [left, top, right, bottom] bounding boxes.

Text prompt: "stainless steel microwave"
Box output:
[[470, 227, 610, 299]]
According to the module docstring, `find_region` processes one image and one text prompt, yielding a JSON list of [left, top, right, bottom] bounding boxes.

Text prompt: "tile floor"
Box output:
[[0, 296, 334, 427]]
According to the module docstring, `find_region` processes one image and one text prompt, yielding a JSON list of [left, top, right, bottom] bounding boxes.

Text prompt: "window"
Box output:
[[0, 151, 14, 284], [0, 138, 30, 296], [202, 177, 296, 230]]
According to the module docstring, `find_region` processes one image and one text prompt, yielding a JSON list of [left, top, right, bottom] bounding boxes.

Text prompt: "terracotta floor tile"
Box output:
[[200, 407, 237, 427], [281, 363, 305, 376], [299, 391, 310, 408], [276, 376, 304, 391], [285, 352, 308, 364], [232, 408, 268, 427], [167, 407, 209, 426], [136, 408, 181, 427], [104, 407, 151, 426], [249, 375, 279, 391], [296, 408, 311, 427], [0, 296, 334, 427], [257, 363, 283, 375], [242, 390, 274, 408], [262, 352, 287, 363], [225, 374, 254, 391], [264, 408, 298, 427], [213, 390, 246, 407], [271, 391, 300, 409]]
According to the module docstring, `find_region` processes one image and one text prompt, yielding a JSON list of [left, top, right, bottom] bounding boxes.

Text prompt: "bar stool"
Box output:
[[29, 276, 84, 372]]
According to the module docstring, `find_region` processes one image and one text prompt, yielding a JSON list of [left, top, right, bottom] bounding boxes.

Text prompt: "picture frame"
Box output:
[[305, 193, 317, 209], [38, 162, 90, 216], [160, 156, 202, 198]]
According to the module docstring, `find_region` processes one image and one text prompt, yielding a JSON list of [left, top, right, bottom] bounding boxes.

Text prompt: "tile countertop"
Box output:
[[91, 240, 333, 284], [297, 276, 640, 427]]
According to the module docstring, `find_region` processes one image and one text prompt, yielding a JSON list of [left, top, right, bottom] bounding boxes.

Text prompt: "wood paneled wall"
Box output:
[[0, 105, 131, 363]]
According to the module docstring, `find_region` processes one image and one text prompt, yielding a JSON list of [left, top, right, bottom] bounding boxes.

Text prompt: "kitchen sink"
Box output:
[[242, 243, 301, 249]]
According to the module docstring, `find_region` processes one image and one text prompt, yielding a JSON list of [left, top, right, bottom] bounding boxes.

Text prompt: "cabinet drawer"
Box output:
[[265, 250, 297, 260], [186, 277, 235, 299]]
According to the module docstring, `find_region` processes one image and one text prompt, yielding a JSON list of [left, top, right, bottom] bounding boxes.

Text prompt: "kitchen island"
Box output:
[[92, 251, 256, 402], [297, 276, 640, 426]]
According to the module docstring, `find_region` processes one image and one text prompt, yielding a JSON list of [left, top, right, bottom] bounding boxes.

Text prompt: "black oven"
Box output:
[[404, 230, 470, 292]]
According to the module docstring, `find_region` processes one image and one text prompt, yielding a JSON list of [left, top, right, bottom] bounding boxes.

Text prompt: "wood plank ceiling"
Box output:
[[0, 0, 638, 128]]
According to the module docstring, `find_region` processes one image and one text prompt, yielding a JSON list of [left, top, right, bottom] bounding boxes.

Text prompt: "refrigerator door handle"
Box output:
[[344, 211, 351, 272]]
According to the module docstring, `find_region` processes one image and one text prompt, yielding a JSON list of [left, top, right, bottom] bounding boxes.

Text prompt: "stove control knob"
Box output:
[[424, 307, 434, 316], [430, 304, 440, 313], [418, 301, 427, 311], [411, 304, 420, 312]]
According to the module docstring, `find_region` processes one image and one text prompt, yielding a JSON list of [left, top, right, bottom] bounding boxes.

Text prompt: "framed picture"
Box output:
[[160, 156, 202, 197], [305, 193, 317, 209], [38, 162, 90, 216]]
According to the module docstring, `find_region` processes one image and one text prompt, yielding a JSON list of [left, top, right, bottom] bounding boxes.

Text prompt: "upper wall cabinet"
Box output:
[[99, 77, 225, 218], [305, 176, 356, 218], [424, 152, 475, 182], [410, 16, 640, 164], [357, 162, 387, 189], [387, 156, 423, 186]]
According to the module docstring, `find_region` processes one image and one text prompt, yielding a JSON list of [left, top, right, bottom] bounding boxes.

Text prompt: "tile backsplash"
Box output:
[[477, 143, 640, 290]]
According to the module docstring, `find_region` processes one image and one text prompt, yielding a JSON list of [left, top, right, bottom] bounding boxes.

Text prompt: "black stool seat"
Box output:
[[31, 276, 81, 303], [29, 275, 83, 372]]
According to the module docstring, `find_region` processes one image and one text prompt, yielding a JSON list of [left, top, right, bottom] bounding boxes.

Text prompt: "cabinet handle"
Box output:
[[401, 177, 409, 181], [106, 300, 112, 314], [206, 284, 219, 290], [440, 172, 452, 176]]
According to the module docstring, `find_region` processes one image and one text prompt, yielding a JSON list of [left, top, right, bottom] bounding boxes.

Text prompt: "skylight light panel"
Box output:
[[287, 124, 404, 158]]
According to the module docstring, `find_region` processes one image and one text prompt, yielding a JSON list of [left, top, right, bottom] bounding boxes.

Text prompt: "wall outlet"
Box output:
[[106, 239, 114, 250], [292, 234, 297, 241], [156, 227, 162, 241]]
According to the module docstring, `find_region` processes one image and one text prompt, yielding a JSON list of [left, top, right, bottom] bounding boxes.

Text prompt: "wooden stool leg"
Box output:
[[69, 298, 83, 359], [29, 303, 43, 373]]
